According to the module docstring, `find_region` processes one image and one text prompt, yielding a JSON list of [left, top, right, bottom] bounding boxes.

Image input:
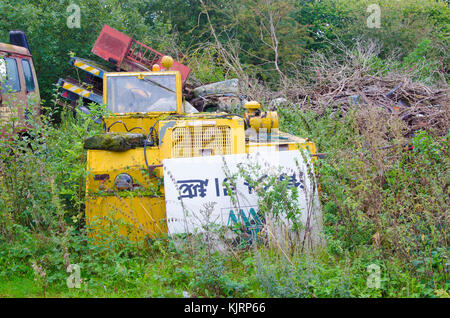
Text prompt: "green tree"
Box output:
[[0, 0, 167, 107]]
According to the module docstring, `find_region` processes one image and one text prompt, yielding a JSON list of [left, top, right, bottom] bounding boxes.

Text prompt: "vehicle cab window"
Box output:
[[0, 57, 21, 93], [21, 59, 35, 92], [106, 73, 179, 113]]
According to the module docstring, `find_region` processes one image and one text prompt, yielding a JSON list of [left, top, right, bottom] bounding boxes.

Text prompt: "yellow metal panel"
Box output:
[[87, 148, 160, 172], [86, 147, 166, 240], [86, 196, 167, 241]]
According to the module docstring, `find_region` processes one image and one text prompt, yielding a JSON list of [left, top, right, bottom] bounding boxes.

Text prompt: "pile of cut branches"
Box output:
[[282, 41, 449, 136], [308, 75, 448, 136]]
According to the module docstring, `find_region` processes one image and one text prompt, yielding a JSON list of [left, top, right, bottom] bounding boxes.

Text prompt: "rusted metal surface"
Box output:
[[0, 43, 31, 57], [91, 25, 132, 67], [0, 42, 40, 134], [91, 25, 191, 84]]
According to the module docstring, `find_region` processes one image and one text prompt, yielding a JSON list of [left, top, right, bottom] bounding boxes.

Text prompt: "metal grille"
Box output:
[[172, 126, 232, 158], [128, 40, 161, 68]]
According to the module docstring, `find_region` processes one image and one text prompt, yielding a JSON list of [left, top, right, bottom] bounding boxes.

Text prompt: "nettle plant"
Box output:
[[236, 161, 303, 228], [222, 147, 320, 251]]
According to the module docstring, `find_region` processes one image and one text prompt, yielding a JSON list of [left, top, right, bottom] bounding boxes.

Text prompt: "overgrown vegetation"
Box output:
[[0, 0, 448, 297]]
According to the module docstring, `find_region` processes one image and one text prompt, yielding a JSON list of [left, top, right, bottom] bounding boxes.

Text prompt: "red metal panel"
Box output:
[[92, 25, 191, 85], [91, 25, 132, 66], [125, 41, 191, 84]]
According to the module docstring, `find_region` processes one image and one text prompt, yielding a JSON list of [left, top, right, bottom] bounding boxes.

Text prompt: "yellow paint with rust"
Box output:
[[86, 66, 317, 241]]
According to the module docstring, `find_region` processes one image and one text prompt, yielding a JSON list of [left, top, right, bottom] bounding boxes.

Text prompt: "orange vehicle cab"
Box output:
[[0, 31, 40, 135]]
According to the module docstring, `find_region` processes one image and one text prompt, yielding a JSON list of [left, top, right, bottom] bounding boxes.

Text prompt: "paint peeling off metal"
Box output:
[[158, 120, 177, 145]]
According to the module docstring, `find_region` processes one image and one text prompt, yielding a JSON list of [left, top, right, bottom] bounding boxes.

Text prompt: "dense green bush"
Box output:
[[279, 107, 449, 295], [296, 0, 449, 57]]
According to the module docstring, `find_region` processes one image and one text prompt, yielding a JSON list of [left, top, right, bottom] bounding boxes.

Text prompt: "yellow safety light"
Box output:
[[152, 64, 161, 72], [161, 55, 174, 70], [244, 101, 262, 111]]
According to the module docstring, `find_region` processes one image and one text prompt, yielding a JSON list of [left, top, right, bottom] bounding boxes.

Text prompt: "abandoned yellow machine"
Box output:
[[84, 56, 317, 240]]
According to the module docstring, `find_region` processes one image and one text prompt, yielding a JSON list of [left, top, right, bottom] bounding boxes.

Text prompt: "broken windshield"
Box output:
[[106, 74, 177, 113]]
